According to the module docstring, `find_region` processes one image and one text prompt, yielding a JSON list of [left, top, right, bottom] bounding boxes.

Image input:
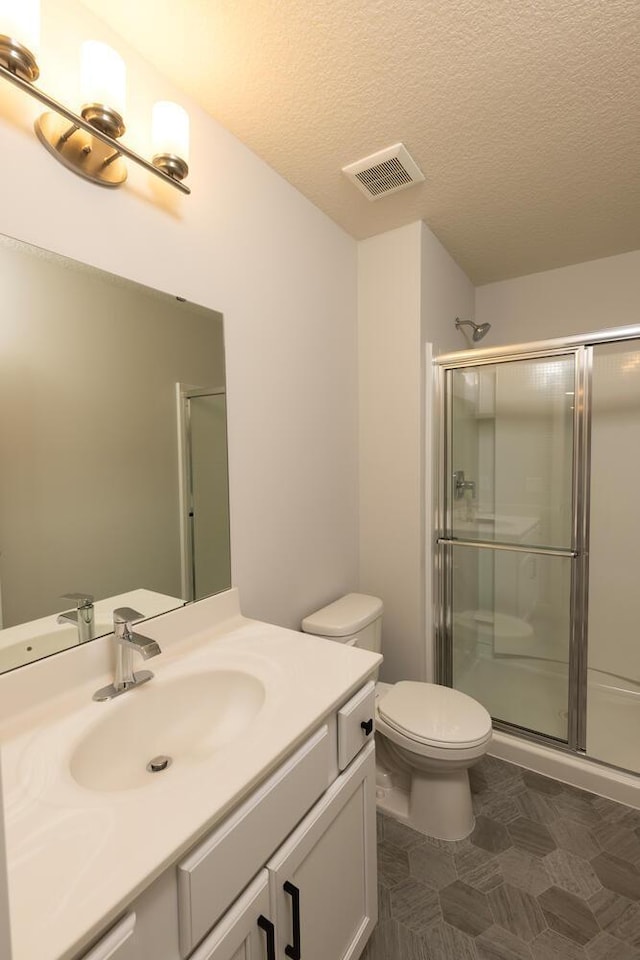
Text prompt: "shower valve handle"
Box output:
[[453, 469, 476, 499]]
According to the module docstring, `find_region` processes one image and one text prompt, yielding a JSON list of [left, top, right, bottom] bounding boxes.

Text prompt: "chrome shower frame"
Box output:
[[433, 322, 640, 763]]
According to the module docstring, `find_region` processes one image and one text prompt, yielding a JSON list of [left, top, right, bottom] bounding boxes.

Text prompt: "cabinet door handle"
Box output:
[[283, 881, 301, 960], [257, 915, 276, 960], [361, 718, 374, 736]]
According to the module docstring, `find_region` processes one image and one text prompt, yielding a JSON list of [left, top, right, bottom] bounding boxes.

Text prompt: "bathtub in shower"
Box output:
[[456, 652, 640, 807]]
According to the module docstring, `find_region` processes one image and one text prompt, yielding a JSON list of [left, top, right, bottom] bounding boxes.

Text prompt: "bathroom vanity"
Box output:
[[0, 589, 381, 960]]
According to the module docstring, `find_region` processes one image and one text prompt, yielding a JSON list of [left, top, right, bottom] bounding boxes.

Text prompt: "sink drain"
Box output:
[[146, 755, 172, 773]]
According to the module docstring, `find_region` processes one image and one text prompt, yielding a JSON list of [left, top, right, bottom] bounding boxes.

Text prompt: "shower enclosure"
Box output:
[[436, 325, 640, 776]]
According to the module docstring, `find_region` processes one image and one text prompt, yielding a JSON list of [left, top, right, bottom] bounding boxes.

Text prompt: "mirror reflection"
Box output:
[[0, 234, 230, 674]]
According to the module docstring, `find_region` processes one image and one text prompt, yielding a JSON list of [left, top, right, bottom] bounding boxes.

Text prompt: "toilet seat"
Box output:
[[377, 681, 492, 750]]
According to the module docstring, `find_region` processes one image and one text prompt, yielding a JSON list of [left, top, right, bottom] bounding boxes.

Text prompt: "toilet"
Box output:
[[301, 593, 492, 841]]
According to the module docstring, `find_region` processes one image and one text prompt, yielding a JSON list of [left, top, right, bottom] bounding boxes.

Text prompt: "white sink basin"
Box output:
[[70, 670, 265, 791]]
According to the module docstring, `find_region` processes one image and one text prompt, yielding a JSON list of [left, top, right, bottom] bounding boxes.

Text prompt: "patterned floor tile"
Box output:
[[480, 793, 523, 824], [389, 877, 441, 935], [470, 816, 511, 854], [516, 791, 559, 824], [592, 852, 640, 900], [488, 882, 547, 942], [537, 885, 599, 944], [543, 848, 602, 898], [384, 816, 428, 851], [424, 920, 479, 959], [552, 792, 601, 828], [593, 796, 636, 825], [530, 929, 587, 959], [460, 854, 503, 894], [608, 901, 640, 948], [476, 924, 534, 960], [360, 918, 431, 960], [589, 886, 636, 931], [586, 931, 640, 960], [592, 822, 640, 866], [455, 841, 498, 878], [508, 817, 557, 858], [378, 882, 392, 919], [522, 771, 564, 797], [409, 841, 456, 890], [498, 847, 553, 896], [439, 879, 493, 936], [378, 840, 411, 888], [367, 758, 640, 960], [548, 817, 600, 860], [623, 809, 640, 832], [482, 756, 522, 786]]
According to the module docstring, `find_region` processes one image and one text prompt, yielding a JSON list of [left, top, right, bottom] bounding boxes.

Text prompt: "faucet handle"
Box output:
[[113, 607, 145, 625], [61, 592, 94, 608]]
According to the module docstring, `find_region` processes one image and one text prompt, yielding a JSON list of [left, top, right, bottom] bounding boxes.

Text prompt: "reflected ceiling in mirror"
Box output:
[[0, 234, 229, 674]]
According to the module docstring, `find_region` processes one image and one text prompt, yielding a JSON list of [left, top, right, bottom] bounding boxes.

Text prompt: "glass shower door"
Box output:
[[587, 341, 640, 772], [441, 354, 578, 741]]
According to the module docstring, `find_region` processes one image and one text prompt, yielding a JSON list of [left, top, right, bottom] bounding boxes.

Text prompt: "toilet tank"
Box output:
[[301, 593, 383, 653]]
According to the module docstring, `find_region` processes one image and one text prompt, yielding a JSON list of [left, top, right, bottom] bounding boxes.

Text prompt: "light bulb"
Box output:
[[81, 41, 126, 118], [152, 101, 190, 163], [0, 0, 40, 56]]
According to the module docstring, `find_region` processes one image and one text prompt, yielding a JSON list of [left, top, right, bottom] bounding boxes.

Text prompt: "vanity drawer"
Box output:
[[337, 681, 376, 770], [79, 913, 137, 960], [177, 725, 331, 956]]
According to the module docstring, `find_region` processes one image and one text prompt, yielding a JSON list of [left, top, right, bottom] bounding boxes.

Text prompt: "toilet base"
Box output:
[[409, 766, 475, 841], [375, 744, 476, 841]]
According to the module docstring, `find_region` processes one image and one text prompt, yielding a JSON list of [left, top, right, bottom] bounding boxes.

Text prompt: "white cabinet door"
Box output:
[[268, 742, 377, 960], [79, 914, 137, 960], [190, 870, 273, 960]]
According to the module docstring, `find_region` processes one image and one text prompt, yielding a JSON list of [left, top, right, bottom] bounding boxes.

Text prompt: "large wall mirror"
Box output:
[[0, 234, 230, 675]]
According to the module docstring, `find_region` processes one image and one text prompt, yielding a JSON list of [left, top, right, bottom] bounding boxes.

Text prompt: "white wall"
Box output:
[[358, 223, 423, 682], [421, 225, 475, 358], [358, 222, 472, 682], [476, 250, 640, 346], [0, 0, 359, 631]]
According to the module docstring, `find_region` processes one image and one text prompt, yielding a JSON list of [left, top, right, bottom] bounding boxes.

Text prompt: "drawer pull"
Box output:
[[283, 881, 301, 960], [257, 915, 276, 960], [360, 718, 374, 736]]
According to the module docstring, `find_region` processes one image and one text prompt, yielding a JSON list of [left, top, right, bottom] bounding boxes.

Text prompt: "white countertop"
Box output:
[[0, 589, 380, 960]]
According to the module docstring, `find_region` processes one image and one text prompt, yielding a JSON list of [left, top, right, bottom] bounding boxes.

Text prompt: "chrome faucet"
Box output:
[[56, 592, 95, 643], [93, 607, 161, 702]]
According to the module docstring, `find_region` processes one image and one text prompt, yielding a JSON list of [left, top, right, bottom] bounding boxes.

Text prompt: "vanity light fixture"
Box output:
[[0, 0, 40, 81], [152, 100, 190, 183], [0, 4, 191, 194]]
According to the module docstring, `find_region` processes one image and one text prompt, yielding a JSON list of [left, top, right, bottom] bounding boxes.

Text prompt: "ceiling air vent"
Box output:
[[342, 143, 425, 201]]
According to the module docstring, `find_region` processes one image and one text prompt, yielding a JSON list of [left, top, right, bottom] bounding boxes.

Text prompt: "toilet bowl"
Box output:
[[301, 593, 492, 841], [375, 680, 491, 840]]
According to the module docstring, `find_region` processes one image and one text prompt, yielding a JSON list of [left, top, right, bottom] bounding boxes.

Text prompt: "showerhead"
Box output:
[[455, 318, 491, 343]]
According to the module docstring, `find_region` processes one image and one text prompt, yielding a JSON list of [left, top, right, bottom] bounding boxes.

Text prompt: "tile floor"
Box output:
[[361, 755, 640, 959]]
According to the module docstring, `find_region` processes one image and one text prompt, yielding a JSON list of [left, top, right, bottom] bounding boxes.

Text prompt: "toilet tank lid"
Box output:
[[301, 593, 383, 637]]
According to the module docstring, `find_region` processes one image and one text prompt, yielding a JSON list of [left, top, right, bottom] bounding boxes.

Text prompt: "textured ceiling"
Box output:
[[79, 0, 640, 284]]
